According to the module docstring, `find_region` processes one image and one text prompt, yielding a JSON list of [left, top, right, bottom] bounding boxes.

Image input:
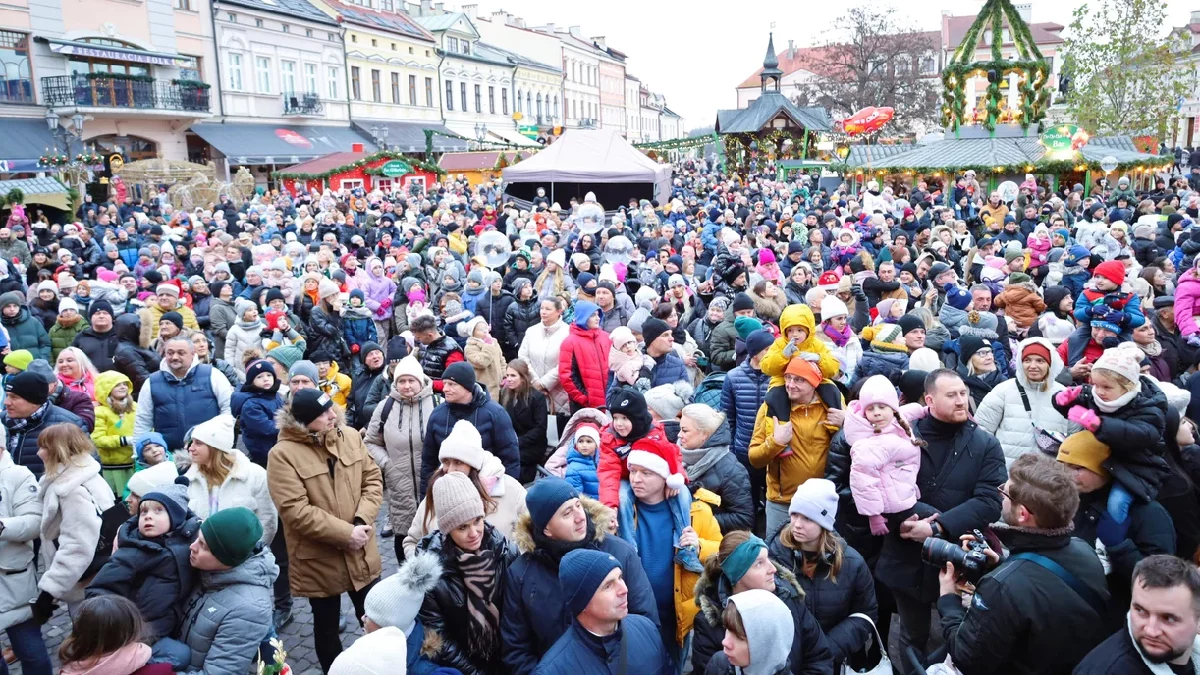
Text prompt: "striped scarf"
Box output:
[[454, 546, 501, 658]]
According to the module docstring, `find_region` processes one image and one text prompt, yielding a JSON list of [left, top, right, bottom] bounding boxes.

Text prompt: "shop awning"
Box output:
[[37, 37, 191, 67], [0, 177, 69, 211], [351, 121, 467, 153], [0, 118, 61, 174], [188, 122, 376, 165], [488, 127, 541, 147]]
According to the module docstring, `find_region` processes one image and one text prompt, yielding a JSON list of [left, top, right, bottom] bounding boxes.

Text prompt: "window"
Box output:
[[304, 63, 317, 94], [281, 24, 289, 33], [409, 47, 414, 54], [380, 0, 393, 9], [448, 37, 458, 52], [176, 0, 192, 9], [501, 88, 508, 114], [306, 28, 313, 37], [227, 12, 236, 21], [255, 18, 263, 27], [425, 76, 433, 107], [516, 89, 522, 113], [474, 84, 481, 112], [391, 72, 399, 103], [462, 41, 470, 55], [920, 55, 936, 75], [445, 80, 453, 110], [178, 55, 201, 81], [536, 93, 542, 120], [460, 82, 466, 112], [340, 178, 364, 190], [350, 66, 361, 99], [371, 69, 381, 102], [255, 56, 271, 93], [371, 39, 377, 47], [327, 66, 339, 98], [228, 53, 244, 90], [375, 178, 393, 193], [553, 95, 559, 120], [391, 43, 396, 51], [351, 34, 357, 43], [281, 60, 296, 93], [425, 50, 430, 57], [488, 85, 494, 113], [409, 74, 417, 105], [328, 33, 337, 42]]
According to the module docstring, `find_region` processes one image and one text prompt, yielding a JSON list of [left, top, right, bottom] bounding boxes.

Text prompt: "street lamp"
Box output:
[[42, 108, 94, 202], [370, 124, 389, 152]]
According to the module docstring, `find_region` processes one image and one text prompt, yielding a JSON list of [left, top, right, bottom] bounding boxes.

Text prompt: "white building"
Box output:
[[625, 73, 641, 139], [552, 26, 601, 128]]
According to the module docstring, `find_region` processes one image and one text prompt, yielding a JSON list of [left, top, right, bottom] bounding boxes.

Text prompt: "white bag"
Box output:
[[841, 612, 892, 675]]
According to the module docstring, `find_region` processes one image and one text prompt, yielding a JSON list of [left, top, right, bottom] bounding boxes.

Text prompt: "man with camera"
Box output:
[[935, 453, 1111, 673]]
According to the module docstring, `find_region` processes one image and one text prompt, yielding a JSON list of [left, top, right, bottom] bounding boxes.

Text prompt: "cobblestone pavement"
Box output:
[[16, 509, 399, 675]]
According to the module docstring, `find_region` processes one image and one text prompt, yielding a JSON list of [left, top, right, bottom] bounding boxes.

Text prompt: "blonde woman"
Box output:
[[35, 423, 116, 620], [55, 347, 98, 401], [183, 414, 276, 543], [534, 249, 575, 303]]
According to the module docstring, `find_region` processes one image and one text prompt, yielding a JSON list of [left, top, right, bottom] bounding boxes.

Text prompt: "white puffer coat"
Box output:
[[0, 450, 41, 631], [185, 450, 277, 545], [974, 337, 1079, 465], [518, 319, 569, 412], [39, 455, 115, 602]]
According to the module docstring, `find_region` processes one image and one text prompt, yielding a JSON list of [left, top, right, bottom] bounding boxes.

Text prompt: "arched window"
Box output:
[[553, 95, 559, 120], [536, 92, 543, 120], [516, 88, 522, 113], [526, 92, 531, 117]]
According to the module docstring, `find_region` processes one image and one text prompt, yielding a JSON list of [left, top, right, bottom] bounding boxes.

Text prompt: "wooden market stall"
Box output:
[[438, 150, 533, 187], [273, 147, 441, 196]]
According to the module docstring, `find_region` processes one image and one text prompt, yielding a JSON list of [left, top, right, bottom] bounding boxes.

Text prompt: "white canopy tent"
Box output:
[[502, 128, 672, 206]]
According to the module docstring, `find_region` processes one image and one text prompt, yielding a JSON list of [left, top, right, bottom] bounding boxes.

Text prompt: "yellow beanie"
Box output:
[[1056, 431, 1111, 478]]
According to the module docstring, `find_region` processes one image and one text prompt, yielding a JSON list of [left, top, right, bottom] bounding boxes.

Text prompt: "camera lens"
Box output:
[[921, 537, 968, 570]]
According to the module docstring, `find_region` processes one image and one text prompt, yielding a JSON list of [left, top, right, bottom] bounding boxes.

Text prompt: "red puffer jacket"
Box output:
[[597, 422, 683, 509], [558, 322, 612, 408]]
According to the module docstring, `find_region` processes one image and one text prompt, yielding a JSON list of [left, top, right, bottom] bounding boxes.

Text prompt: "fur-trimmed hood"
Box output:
[[694, 558, 804, 628], [510, 496, 615, 555]]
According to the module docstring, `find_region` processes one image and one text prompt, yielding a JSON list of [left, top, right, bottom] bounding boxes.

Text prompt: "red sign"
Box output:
[[275, 129, 313, 149]]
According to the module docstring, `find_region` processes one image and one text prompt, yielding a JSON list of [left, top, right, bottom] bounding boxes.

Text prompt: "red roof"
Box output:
[[439, 151, 531, 171], [277, 151, 367, 176], [736, 32, 939, 89], [942, 14, 1064, 51]]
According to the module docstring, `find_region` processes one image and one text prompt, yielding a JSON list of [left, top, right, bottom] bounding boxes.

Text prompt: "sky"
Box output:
[[470, 0, 1200, 131]]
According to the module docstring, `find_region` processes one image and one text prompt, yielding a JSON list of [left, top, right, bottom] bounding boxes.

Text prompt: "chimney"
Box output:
[[419, 0, 431, 14], [1014, 3, 1032, 22], [1192, 9, 1200, 24], [463, 3, 477, 18], [568, 25, 581, 38], [513, 16, 525, 28], [592, 35, 606, 48], [544, 22, 555, 33], [433, 2, 443, 13]]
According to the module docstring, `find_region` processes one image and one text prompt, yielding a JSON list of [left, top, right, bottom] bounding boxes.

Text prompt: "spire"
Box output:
[[761, 32, 783, 92]]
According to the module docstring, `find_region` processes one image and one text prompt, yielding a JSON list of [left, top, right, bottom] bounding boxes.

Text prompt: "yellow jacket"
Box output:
[[91, 371, 137, 467], [448, 230, 469, 256], [319, 361, 352, 409], [760, 305, 840, 387], [748, 391, 841, 504], [138, 303, 199, 347], [675, 488, 722, 645]]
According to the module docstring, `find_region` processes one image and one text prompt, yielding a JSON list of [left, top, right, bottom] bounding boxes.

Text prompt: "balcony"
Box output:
[[283, 91, 324, 116], [0, 80, 34, 105], [41, 74, 210, 115]]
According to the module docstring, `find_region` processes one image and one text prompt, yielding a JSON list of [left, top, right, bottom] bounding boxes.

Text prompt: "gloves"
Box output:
[[380, 298, 392, 310], [1068, 406, 1102, 432], [1101, 310, 1126, 326], [1187, 335, 1200, 348], [783, 342, 799, 358], [798, 351, 820, 363], [31, 591, 56, 625], [1096, 509, 1131, 547], [851, 284, 867, 302], [1055, 386, 1082, 407], [351, 344, 360, 354], [869, 515, 889, 536]]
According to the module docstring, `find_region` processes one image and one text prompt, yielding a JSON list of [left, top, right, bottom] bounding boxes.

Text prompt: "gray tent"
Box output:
[[502, 128, 672, 206]]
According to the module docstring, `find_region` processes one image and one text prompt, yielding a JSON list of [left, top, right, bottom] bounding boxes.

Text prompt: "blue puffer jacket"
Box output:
[[647, 350, 688, 388], [230, 390, 284, 466], [851, 349, 909, 384], [720, 362, 770, 458], [340, 309, 378, 353], [420, 384, 520, 493], [564, 443, 600, 500]]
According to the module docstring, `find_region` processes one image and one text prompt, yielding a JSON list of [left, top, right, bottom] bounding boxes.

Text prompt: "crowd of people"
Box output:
[[4, 161, 1200, 674]]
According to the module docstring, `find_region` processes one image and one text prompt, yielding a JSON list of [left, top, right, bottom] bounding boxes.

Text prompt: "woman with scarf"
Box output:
[[534, 249, 574, 304], [691, 530, 834, 674], [678, 404, 753, 533], [54, 347, 97, 401], [975, 338, 1073, 466], [1132, 322, 1173, 383], [417, 471, 516, 675]]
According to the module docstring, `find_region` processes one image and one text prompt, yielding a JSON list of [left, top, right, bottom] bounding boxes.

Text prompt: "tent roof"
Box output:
[[715, 91, 831, 134], [502, 128, 671, 184], [840, 134, 1167, 172]]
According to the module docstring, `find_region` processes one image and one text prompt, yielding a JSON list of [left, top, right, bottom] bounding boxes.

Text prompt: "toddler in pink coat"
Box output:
[[846, 375, 924, 536]]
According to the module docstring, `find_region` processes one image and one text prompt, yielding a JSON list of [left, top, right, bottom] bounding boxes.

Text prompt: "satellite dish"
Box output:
[[474, 230, 512, 269], [997, 181, 1019, 203], [574, 202, 606, 234], [604, 235, 634, 264]]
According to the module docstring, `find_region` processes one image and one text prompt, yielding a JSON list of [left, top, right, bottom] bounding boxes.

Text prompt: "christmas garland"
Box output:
[[633, 135, 714, 151], [831, 156, 1174, 176], [273, 150, 445, 179]]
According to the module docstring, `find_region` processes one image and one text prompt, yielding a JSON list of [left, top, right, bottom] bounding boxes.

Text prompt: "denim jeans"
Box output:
[[0, 619, 51, 675], [616, 480, 691, 551]]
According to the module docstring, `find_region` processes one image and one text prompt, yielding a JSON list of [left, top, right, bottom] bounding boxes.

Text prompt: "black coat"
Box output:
[[1072, 621, 1172, 674], [73, 325, 120, 374], [348, 365, 384, 429], [87, 516, 201, 640], [767, 535, 877, 666], [112, 314, 160, 394], [691, 560, 834, 675], [1052, 377, 1170, 503], [417, 523, 516, 675], [832, 416, 1006, 603], [304, 306, 345, 362], [504, 297, 541, 351], [938, 525, 1111, 675], [476, 290, 515, 350], [504, 390, 548, 484], [682, 423, 754, 533]]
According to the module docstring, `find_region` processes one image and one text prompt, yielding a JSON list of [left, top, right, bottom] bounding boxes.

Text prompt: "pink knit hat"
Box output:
[[857, 374, 900, 413], [758, 248, 776, 266]]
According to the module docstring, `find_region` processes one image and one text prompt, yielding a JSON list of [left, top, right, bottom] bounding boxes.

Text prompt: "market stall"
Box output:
[[274, 147, 441, 196]]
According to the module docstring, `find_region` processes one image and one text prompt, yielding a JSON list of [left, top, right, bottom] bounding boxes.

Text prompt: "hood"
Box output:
[[699, 421, 732, 450], [556, 407, 612, 452], [573, 300, 602, 329], [200, 546, 278, 592], [366, 257, 385, 280], [95, 370, 133, 403], [1014, 336, 1064, 389], [779, 304, 816, 336], [115, 313, 142, 344], [510, 496, 615, 554]]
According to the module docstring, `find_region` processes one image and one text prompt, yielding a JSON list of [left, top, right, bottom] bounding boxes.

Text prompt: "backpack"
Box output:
[[85, 503, 132, 579], [695, 372, 726, 409]]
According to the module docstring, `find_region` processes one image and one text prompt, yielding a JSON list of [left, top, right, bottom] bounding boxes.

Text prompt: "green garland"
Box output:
[[273, 150, 444, 180], [633, 135, 714, 151], [831, 155, 1175, 176]]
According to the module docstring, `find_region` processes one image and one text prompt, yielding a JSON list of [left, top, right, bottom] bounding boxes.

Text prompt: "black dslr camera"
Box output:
[[922, 529, 992, 585]]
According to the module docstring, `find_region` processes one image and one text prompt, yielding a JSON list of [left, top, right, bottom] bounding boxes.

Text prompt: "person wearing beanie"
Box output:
[[328, 626, 408, 675], [87, 476, 201, 640], [2, 349, 32, 373], [1, 369, 85, 477], [414, 470, 513, 675], [0, 289, 50, 362], [531, 549, 668, 675], [182, 411, 276, 546], [897, 312, 927, 352], [137, 280, 197, 346], [72, 294, 118, 373], [231, 360, 285, 468], [709, 291, 758, 371], [558, 299, 612, 410], [1074, 257, 1145, 340], [814, 295, 861, 385], [347, 339, 386, 429], [269, 381, 383, 672], [643, 381, 695, 443], [348, 550, 441, 674], [974, 337, 1072, 465], [176, 505, 275, 675]]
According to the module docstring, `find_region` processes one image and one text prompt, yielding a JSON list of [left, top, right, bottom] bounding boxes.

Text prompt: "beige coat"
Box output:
[[138, 303, 199, 348], [402, 450, 527, 558], [518, 320, 569, 412], [38, 455, 115, 602], [267, 406, 383, 597], [363, 367, 437, 534], [465, 336, 506, 399]]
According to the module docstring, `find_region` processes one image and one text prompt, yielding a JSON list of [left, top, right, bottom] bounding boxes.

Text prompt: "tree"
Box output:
[[1062, 0, 1193, 137], [792, 4, 941, 135]]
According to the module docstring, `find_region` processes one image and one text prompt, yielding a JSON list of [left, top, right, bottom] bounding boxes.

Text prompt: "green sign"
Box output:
[[379, 159, 411, 177], [1040, 124, 1088, 154], [518, 125, 539, 139]]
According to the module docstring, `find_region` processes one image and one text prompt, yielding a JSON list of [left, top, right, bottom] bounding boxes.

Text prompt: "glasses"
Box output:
[[997, 485, 1011, 500], [975, 348, 993, 357]]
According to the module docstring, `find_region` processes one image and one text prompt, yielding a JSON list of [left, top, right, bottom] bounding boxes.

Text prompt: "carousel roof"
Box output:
[[839, 133, 1166, 172]]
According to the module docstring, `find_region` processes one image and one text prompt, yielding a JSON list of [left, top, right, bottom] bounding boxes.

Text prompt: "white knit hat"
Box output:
[[329, 627, 408, 675], [156, 283, 180, 298], [126, 461, 181, 498], [439, 420, 485, 470], [818, 296, 848, 320], [1094, 342, 1144, 386], [609, 326, 637, 352], [547, 249, 566, 268], [644, 382, 694, 421], [908, 347, 942, 372], [36, 280, 57, 295], [788, 478, 838, 531], [318, 277, 340, 300], [363, 551, 441, 635], [57, 297, 79, 315], [190, 414, 236, 454]]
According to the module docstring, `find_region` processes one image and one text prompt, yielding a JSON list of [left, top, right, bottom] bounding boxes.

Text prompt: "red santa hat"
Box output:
[[627, 445, 686, 491]]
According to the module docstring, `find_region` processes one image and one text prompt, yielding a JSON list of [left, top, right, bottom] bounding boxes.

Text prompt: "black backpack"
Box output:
[[83, 503, 133, 579]]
